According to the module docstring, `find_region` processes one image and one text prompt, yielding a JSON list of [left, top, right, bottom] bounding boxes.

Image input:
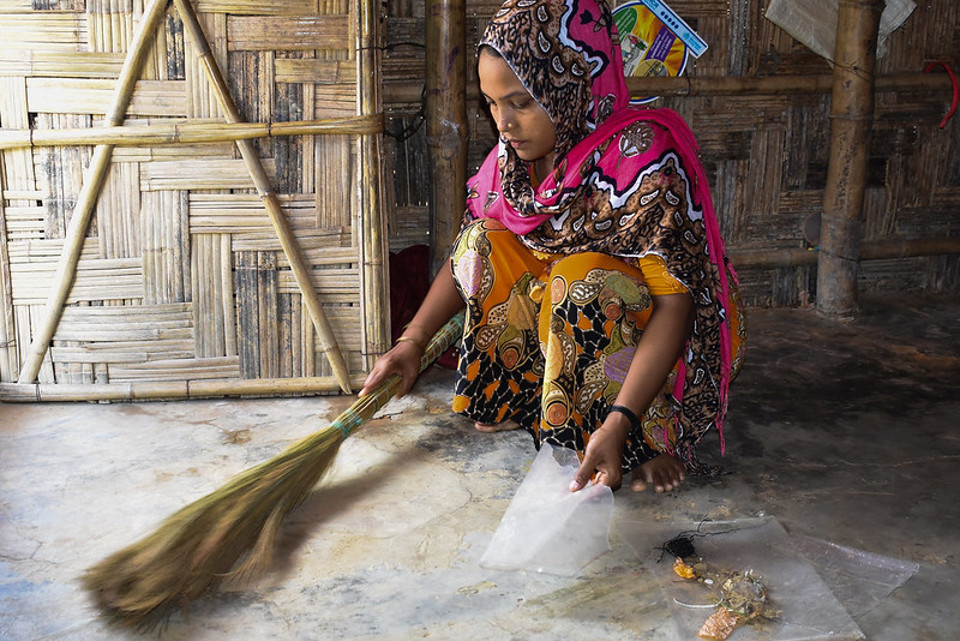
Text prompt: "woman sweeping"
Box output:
[[361, 0, 745, 493]]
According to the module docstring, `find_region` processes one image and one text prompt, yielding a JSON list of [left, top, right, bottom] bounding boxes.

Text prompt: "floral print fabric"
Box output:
[[459, 0, 744, 470]]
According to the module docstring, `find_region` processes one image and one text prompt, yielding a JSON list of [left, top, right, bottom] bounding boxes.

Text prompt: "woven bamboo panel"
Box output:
[[0, 0, 389, 399], [383, 0, 960, 306]]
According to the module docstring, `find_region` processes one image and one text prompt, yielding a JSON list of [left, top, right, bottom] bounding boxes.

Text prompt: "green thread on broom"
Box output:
[[82, 311, 464, 631]]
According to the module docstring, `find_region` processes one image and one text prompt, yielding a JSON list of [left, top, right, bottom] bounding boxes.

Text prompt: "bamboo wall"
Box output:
[[0, 0, 389, 399], [383, 0, 960, 307]]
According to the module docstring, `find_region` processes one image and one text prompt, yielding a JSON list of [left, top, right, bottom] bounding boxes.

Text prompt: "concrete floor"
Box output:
[[2, 294, 959, 641]]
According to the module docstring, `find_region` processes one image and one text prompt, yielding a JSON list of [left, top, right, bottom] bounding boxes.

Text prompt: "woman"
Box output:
[[361, 0, 744, 493]]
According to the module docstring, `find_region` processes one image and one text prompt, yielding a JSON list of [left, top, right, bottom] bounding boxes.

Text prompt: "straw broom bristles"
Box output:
[[83, 311, 464, 630]]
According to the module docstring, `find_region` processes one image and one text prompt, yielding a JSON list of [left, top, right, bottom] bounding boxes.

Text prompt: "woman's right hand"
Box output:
[[359, 263, 464, 399], [358, 338, 425, 398]]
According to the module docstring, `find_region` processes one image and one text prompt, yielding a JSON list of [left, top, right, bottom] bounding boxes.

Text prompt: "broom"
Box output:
[[83, 311, 465, 631]]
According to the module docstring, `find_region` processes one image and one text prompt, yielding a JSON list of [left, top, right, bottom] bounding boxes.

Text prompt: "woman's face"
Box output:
[[478, 48, 557, 167]]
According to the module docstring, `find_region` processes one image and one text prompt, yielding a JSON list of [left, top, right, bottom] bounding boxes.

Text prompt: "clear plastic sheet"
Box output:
[[624, 517, 865, 641], [480, 444, 614, 576], [789, 533, 919, 620]]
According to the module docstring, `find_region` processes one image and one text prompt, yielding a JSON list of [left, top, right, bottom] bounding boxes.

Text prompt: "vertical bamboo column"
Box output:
[[17, 0, 170, 384], [173, 0, 352, 392], [0, 164, 16, 382], [357, 0, 391, 368], [425, 0, 467, 273], [817, 0, 883, 318]]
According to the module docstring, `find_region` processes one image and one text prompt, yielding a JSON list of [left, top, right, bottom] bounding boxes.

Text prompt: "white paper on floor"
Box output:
[[623, 517, 866, 641], [480, 444, 614, 576]]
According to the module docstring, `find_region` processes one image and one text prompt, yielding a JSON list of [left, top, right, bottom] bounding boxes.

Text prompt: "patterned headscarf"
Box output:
[[466, 0, 742, 467]]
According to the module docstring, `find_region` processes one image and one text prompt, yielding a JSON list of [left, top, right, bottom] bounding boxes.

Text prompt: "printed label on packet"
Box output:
[[613, 0, 707, 104]]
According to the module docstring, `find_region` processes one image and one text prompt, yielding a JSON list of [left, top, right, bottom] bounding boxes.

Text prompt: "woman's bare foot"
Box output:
[[474, 419, 519, 433], [631, 453, 685, 492]]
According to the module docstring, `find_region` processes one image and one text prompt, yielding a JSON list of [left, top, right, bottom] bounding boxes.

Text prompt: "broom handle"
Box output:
[[332, 310, 465, 440]]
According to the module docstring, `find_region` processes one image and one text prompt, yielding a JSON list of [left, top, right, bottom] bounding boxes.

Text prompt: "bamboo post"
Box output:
[[357, 0, 391, 369], [173, 0, 352, 393], [16, 0, 170, 384], [817, 0, 883, 318], [0, 163, 16, 382], [425, 0, 467, 273]]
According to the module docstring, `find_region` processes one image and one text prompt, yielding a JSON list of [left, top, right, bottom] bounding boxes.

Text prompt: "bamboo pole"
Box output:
[[624, 72, 951, 97], [0, 374, 367, 402], [817, 0, 883, 318], [16, 0, 170, 385], [383, 72, 954, 105], [728, 237, 960, 268], [0, 115, 383, 151], [173, 0, 352, 393], [425, 0, 467, 273], [0, 161, 16, 382], [357, 0, 391, 369]]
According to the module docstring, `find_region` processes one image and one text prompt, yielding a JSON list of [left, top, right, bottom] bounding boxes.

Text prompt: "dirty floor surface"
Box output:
[[2, 294, 959, 640]]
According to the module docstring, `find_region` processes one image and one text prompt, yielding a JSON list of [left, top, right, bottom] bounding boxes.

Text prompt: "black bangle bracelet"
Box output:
[[607, 404, 640, 430]]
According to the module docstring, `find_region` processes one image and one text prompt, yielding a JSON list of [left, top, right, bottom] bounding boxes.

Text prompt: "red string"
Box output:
[[924, 61, 958, 129]]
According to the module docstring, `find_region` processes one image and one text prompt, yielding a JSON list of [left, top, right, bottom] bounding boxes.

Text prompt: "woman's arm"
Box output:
[[359, 264, 465, 398], [570, 291, 694, 491]]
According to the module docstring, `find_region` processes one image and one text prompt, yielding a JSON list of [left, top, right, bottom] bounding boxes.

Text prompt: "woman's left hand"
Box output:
[[569, 414, 630, 492]]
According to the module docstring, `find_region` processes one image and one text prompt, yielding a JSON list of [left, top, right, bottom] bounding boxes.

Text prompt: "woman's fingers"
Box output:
[[359, 342, 423, 398]]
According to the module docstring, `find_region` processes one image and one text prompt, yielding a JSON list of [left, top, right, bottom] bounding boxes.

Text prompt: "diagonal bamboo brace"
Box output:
[[173, 0, 352, 393], [16, 0, 171, 384]]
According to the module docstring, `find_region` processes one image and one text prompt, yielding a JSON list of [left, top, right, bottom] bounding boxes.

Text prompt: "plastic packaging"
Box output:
[[624, 517, 865, 640], [480, 444, 614, 576], [789, 533, 919, 620]]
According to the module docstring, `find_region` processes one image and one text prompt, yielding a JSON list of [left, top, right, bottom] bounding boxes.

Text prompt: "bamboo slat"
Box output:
[[0, 209, 43, 241], [0, 0, 34, 10], [87, 0, 136, 55], [197, 0, 317, 16], [0, 51, 125, 78], [10, 258, 143, 304], [278, 292, 299, 377], [231, 227, 353, 252], [97, 160, 142, 259], [140, 158, 276, 191], [108, 356, 240, 381], [191, 233, 232, 357], [257, 250, 279, 379], [315, 135, 354, 229], [0, 13, 88, 50], [26, 78, 188, 117], [226, 15, 351, 51], [235, 250, 259, 378], [48, 346, 189, 364], [141, 190, 188, 305], [274, 59, 356, 85]]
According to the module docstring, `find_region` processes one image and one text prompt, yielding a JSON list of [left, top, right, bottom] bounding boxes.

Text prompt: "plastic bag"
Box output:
[[789, 533, 919, 620], [480, 444, 614, 576], [623, 517, 865, 641]]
